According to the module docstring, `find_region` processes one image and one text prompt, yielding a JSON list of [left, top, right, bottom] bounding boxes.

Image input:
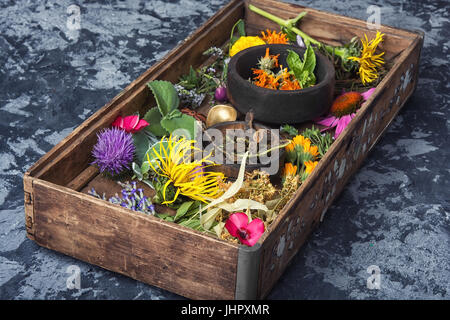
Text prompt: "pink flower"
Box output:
[[225, 212, 264, 247], [112, 115, 149, 133], [314, 88, 376, 139]]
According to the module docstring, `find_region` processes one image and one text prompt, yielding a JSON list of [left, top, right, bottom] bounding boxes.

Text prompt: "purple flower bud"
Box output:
[[296, 35, 305, 48], [214, 86, 227, 102]]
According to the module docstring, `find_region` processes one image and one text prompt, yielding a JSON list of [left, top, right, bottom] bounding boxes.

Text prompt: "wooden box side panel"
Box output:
[[31, 179, 239, 300], [245, 0, 416, 60], [257, 34, 423, 299], [27, 0, 245, 188]]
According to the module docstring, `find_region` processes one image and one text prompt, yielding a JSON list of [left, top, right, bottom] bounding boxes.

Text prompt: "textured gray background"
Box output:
[[0, 0, 448, 299]]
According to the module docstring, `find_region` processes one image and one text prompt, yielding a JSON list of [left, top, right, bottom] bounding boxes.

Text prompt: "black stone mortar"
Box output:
[[227, 44, 335, 124]]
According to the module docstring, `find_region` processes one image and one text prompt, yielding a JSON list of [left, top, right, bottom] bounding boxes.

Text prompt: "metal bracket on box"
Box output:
[[235, 243, 261, 300]]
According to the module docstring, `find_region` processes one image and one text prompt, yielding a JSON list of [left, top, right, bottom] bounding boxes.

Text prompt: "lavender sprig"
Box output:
[[89, 181, 156, 215]]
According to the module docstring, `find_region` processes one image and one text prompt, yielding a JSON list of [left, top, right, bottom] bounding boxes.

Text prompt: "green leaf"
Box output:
[[286, 49, 304, 81], [143, 107, 168, 137], [301, 44, 316, 75], [230, 35, 239, 47], [132, 162, 143, 180], [280, 124, 298, 137], [286, 45, 316, 89], [179, 219, 202, 230], [160, 113, 197, 140], [281, 26, 297, 42], [141, 161, 150, 175], [175, 201, 194, 222], [147, 80, 179, 116], [132, 132, 151, 166], [237, 19, 246, 37], [142, 179, 155, 189]]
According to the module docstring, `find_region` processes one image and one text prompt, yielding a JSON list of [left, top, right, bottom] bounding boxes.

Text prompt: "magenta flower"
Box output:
[[315, 88, 375, 139], [112, 115, 149, 133], [91, 127, 135, 175], [225, 212, 265, 247]]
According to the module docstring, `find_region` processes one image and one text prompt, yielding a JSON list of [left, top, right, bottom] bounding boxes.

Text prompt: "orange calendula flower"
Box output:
[[282, 162, 298, 177], [292, 134, 319, 160], [285, 141, 295, 153], [261, 29, 289, 44], [304, 160, 319, 175]]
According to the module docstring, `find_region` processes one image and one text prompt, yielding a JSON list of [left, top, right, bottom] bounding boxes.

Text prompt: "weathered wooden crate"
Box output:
[[23, 0, 423, 299]]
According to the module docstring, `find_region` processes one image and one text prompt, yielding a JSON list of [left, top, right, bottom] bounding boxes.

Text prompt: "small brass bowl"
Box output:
[[206, 105, 238, 128]]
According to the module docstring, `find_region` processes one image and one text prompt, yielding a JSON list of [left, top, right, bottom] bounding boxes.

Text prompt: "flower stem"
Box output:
[[248, 4, 321, 46]]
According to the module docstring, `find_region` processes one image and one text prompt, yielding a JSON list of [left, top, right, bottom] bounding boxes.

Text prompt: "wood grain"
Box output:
[[33, 179, 239, 300]]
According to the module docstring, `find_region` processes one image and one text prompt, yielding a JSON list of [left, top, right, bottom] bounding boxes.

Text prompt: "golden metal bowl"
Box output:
[[205, 105, 238, 128]]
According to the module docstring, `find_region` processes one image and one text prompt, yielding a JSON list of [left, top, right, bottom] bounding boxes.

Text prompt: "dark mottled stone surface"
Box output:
[[0, 0, 448, 299]]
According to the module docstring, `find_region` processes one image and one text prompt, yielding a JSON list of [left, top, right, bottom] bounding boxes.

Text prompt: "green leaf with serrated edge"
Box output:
[[164, 109, 183, 120], [174, 201, 194, 222], [160, 113, 197, 140], [147, 80, 179, 116], [143, 107, 168, 137]]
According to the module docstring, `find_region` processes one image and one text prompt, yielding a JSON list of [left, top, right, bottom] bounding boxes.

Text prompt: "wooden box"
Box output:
[[23, 0, 424, 299]]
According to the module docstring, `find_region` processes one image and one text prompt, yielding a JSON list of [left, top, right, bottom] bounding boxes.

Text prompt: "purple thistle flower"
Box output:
[[91, 127, 135, 175]]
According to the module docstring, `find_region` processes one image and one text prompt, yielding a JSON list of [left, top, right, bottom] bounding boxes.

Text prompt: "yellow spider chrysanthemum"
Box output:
[[304, 160, 319, 175], [348, 31, 385, 85], [229, 36, 266, 57], [147, 135, 225, 204]]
